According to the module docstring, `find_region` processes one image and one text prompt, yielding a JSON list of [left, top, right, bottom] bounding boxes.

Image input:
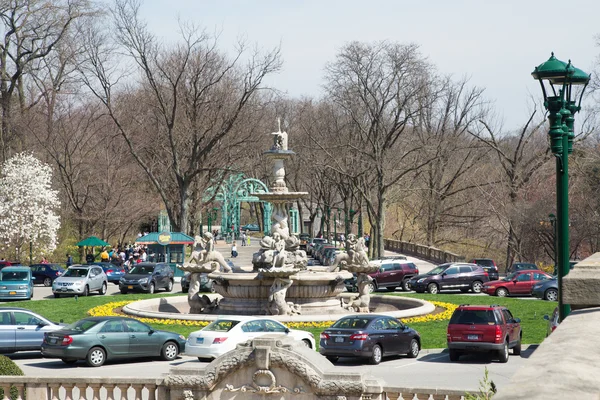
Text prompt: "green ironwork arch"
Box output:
[[212, 174, 272, 237]]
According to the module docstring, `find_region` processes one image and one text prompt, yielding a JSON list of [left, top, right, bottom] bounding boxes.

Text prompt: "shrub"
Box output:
[[0, 355, 24, 400]]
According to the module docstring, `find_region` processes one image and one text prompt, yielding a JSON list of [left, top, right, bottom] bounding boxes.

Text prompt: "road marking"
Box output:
[[393, 353, 447, 368]]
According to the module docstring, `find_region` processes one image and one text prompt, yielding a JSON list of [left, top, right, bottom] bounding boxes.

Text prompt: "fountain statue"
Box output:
[[180, 231, 231, 312]]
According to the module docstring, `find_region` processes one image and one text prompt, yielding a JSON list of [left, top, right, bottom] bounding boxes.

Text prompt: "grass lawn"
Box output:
[[10, 292, 557, 349]]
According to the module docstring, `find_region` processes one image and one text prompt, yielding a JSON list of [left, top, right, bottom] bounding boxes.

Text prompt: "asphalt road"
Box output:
[[9, 346, 534, 392]]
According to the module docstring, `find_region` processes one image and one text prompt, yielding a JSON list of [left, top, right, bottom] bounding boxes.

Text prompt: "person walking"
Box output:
[[231, 243, 238, 258], [241, 232, 246, 246], [66, 254, 73, 267], [246, 232, 251, 247]]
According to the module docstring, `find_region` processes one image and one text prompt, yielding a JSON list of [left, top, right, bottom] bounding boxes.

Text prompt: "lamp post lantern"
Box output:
[[532, 53, 589, 321]]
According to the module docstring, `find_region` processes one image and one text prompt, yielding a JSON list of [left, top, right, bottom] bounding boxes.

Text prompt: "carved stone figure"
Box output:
[[271, 203, 290, 238], [188, 235, 207, 265], [265, 277, 300, 315], [270, 129, 288, 151], [341, 273, 372, 313], [187, 270, 220, 313], [328, 233, 370, 272], [182, 232, 232, 273], [272, 232, 287, 268]]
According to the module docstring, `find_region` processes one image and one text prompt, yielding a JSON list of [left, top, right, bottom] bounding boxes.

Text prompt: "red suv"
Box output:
[[446, 304, 522, 363]]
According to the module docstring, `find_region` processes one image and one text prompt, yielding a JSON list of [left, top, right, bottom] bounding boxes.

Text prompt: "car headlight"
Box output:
[[73, 280, 83, 285], [138, 277, 149, 283], [417, 278, 426, 283], [179, 335, 185, 340], [18, 285, 27, 289]]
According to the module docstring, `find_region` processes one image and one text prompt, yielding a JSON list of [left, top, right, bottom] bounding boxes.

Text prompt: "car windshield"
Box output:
[[63, 268, 88, 277], [203, 320, 240, 332], [474, 260, 494, 267], [0, 271, 28, 281], [64, 319, 101, 332], [427, 266, 447, 275], [504, 272, 519, 281], [450, 310, 496, 325], [129, 265, 155, 275], [331, 317, 370, 329]]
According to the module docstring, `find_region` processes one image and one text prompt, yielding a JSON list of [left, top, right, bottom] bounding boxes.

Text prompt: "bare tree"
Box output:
[[79, 0, 281, 234]]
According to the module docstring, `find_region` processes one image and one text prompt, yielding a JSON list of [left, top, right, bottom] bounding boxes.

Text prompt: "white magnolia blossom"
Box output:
[[0, 153, 61, 253]]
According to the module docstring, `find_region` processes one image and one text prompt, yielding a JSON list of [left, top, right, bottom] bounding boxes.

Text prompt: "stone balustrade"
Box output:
[[383, 239, 464, 264], [0, 377, 469, 399]]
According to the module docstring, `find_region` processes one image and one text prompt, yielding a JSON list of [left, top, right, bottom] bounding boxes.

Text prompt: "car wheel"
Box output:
[[99, 282, 107, 295], [165, 280, 173, 292], [545, 288, 558, 302], [61, 358, 77, 364], [385, 287, 396, 292], [427, 283, 439, 294], [182, 287, 188, 293], [209, 282, 215, 293], [160, 341, 179, 361], [82, 285, 89, 297], [54, 293, 61, 298], [302, 339, 312, 349], [495, 287, 508, 297], [148, 282, 155, 294], [369, 344, 382, 365], [120, 289, 128, 295], [43, 277, 52, 287], [449, 349, 460, 362], [86, 347, 106, 367], [498, 340, 509, 363], [407, 339, 419, 358], [471, 281, 484, 293], [513, 337, 522, 356], [326, 356, 338, 363], [368, 282, 376, 293], [401, 279, 411, 292]]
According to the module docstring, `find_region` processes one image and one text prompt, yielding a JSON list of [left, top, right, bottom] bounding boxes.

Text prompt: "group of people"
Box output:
[[80, 244, 154, 271]]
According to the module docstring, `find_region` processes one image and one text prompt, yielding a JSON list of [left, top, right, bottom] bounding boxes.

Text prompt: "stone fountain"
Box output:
[[123, 124, 435, 322]]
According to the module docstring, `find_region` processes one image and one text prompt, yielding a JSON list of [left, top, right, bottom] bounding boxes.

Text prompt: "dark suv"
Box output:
[[408, 263, 489, 294], [468, 259, 499, 280], [506, 262, 538, 275], [119, 262, 174, 294], [446, 304, 522, 362], [368, 260, 419, 292]]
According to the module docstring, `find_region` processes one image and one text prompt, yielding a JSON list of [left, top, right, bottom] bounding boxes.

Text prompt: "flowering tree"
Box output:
[[0, 154, 60, 260]]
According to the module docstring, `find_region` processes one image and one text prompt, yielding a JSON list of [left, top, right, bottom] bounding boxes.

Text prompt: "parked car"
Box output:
[[544, 306, 560, 336], [364, 260, 419, 292], [312, 242, 330, 260], [506, 262, 539, 275], [186, 316, 315, 360], [0, 307, 64, 353], [372, 256, 408, 262], [299, 233, 310, 249], [52, 265, 108, 298], [181, 272, 215, 293], [93, 262, 126, 285], [409, 263, 489, 294], [316, 245, 335, 264], [30, 263, 65, 286], [468, 258, 499, 280], [322, 247, 339, 266], [241, 223, 260, 232], [319, 314, 420, 364], [531, 277, 558, 301], [0, 266, 34, 300], [119, 262, 174, 294], [41, 316, 186, 367], [307, 238, 327, 256], [446, 304, 522, 363], [483, 270, 553, 297]]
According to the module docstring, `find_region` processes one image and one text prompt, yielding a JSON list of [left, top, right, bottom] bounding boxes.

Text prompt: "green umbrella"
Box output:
[[76, 236, 110, 247]]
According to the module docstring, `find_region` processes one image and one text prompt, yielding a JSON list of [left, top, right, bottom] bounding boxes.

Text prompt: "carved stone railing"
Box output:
[[384, 239, 464, 264], [0, 377, 164, 400], [0, 376, 469, 399]]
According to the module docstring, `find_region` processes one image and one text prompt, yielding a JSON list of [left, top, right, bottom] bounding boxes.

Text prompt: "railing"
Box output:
[[384, 239, 465, 264], [0, 377, 468, 399]]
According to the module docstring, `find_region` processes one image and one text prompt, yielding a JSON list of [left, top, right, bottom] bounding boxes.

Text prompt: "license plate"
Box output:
[[128, 286, 133, 289], [334, 337, 344, 343], [49, 338, 57, 344], [196, 337, 204, 344], [467, 335, 478, 340], [8, 291, 16, 295], [61, 288, 67, 291]]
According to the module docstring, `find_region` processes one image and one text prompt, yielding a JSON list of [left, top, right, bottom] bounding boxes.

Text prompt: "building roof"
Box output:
[[135, 232, 194, 245]]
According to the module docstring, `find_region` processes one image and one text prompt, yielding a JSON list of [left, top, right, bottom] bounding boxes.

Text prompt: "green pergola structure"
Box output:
[[207, 174, 273, 238]]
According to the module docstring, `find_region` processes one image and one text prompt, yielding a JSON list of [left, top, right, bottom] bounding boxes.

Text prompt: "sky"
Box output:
[[138, 0, 599, 130]]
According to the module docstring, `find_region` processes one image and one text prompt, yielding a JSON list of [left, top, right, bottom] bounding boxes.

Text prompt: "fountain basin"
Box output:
[[122, 294, 436, 322]]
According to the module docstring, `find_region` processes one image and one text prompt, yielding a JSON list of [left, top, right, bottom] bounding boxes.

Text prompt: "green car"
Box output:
[[41, 316, 186, 367]]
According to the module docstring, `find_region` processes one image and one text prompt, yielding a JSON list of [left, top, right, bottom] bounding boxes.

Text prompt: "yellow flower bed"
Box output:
[[88, 299, 458, 329]]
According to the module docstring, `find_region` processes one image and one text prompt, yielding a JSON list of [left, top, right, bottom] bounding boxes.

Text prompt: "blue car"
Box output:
[[93, 262, 125, 285], [30, 263, 65, 287], [0, 266, 33, 300], [241, 223, 260, 232]]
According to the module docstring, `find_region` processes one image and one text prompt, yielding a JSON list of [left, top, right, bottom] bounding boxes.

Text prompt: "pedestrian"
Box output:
[[124, 256, 134, 271], [140, 249, 147, 262], [100, 247, 109, 262], [66, 253, 73, 267], [246, 233, 251, 247], [86, 253, 95, 264], [241, 232, 246, 246], [231, 243, 238, 258]]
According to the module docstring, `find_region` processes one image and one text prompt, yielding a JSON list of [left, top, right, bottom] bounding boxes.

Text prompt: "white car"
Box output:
[[52, 265, 108, 297], [185, 316, 316, 360]]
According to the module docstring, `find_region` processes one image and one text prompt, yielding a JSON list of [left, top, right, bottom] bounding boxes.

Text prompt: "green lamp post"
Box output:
[[326, 206, 331, 241], [532, 53, 589, 321]]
